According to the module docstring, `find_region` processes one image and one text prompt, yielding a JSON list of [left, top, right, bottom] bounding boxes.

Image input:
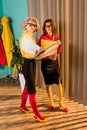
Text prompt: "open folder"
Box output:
[[35, 40, 61, 59], [20, 37, 61, 59]]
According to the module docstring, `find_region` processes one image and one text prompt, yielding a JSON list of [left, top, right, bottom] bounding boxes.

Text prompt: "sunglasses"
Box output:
[[28, 23, 37, 28], [45, 24, 52, 28]]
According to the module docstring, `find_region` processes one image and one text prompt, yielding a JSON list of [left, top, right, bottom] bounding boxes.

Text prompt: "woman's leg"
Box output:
[[23, 59, 47, 121], [56, 84, 68, 112], [20, 86, 30, 112], [46, 85, 54, 109], [29, 94, 44, 119]]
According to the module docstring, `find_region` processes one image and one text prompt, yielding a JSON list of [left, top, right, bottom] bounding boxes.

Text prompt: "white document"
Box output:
[[20, 37, 40, 55]]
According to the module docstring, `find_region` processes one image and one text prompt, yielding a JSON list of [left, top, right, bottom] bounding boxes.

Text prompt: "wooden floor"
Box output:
[[0, 86, 87, 130]]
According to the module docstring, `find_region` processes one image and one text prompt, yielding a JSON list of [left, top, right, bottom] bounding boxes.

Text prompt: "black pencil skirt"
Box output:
[[41, 59, 60, 85], [22, 58, 36, 94]]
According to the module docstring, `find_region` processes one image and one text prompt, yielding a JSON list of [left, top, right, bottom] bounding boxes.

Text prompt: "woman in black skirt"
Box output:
[[38, 19, 68, 112], [19, 17, 47, 122]]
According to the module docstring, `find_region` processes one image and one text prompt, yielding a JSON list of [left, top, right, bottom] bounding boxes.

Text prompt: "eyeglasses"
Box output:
[[28, 23, 37, 28], [45, 24, 52, 28]]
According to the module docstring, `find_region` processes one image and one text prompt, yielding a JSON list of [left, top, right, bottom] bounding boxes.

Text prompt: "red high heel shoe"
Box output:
[[48, 104, 54, 110], [63, 107, 68, 112], [59, 104, 68, 112], [33, 115, 48, 122]]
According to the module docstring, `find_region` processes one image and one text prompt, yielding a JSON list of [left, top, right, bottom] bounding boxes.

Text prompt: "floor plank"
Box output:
[[0, 86, 87, 130]]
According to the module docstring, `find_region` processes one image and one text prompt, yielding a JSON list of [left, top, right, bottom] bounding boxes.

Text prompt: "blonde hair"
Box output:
[[22, 17, 39, 32]]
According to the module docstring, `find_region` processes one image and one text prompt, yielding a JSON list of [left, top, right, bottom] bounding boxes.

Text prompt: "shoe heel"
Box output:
[[48, 104, 54, 110]]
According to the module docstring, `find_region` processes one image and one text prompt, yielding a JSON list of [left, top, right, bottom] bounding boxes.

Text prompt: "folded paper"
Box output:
[[35, 40, 61, 59]]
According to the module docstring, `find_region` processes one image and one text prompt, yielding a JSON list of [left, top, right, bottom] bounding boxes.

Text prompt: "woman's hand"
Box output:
[[49, 50, 57, 60], [35, 47, 45, 58]]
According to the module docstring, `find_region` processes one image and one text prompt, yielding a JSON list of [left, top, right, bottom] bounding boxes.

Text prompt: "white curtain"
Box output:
[[28, 0, 87, 105]]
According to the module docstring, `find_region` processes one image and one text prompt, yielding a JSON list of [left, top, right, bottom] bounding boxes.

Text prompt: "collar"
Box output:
[[24, 31, 36, 42], [24, 31, 33, 37], [46, 33, 53, 40]]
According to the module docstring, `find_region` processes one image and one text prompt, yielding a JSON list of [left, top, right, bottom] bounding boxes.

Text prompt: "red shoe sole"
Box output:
[[33, 115, 48, 122]]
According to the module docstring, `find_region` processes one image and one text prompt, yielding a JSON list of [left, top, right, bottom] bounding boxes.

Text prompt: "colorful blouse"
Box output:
[[38, 33, 62, 59], [20, 31, 40, 59]]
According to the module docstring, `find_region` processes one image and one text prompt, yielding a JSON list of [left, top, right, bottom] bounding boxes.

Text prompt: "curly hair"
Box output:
[[42, 19, 57, 35], [22, 17, 39, 32]]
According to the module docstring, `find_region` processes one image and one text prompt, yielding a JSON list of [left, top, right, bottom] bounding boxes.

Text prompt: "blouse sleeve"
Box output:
[[57, 44, 62, 54], [20, 36, 40, 59], [56, 36, 62, 54]]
